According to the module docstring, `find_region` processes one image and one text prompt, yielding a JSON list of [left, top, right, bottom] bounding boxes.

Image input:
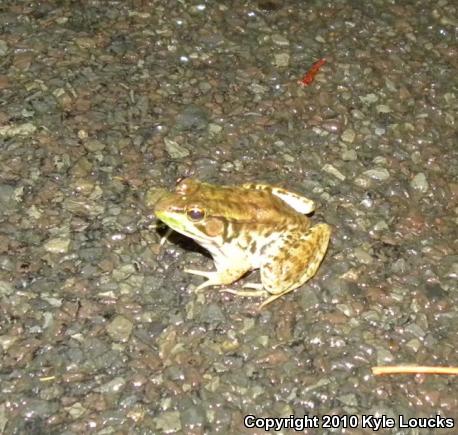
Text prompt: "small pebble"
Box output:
[[410, 172, 429, 192], [44, 237, 71, 254], [360, 93, 378, 104], [376, 347, 394, 365], [0, 39, 8, 56], [155, 411, 182, 433], [363, 167, 390, 181], [83, 139, 105, 152], [106, 315, 134, 342], [321, 119, 342, 134], [341, 148, 357, 161], [0, 123, 36, 137], [353, 247, 373, 264], [95, 376, 126, 394], [322, 164, 346, 180], [271, 34, 289, 46], [175, 105, 209, 131], [164, 137, 190, 158], [376, 104, 392, 113], [341, 128, 356, 143], [273, 53, 290, 67]]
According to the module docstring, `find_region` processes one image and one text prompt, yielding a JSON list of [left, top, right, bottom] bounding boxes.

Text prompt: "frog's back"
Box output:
[[194, 182, 309, 228]]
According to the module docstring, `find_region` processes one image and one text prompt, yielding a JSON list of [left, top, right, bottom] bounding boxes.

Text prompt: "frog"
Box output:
[[154, 178, 331, 309]]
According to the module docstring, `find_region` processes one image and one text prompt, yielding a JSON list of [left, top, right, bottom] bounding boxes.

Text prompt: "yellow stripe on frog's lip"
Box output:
[[155, 211, 185, 232]]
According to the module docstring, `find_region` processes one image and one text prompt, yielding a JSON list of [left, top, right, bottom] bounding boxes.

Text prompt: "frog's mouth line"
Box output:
[[155, 212, 183, 231]]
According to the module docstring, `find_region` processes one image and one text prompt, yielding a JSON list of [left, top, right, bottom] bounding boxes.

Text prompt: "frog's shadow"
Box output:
[[157, 226, 211, 259]]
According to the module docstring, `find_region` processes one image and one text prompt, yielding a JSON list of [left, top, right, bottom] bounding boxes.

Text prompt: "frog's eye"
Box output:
[[186, 207, 205, 221]]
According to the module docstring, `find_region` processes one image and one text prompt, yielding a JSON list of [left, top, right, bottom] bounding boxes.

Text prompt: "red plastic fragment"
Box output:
[[298, 58, 326, 86]]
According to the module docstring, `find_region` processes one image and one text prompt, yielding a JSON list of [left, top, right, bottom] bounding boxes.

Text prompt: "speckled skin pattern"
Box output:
[[155, 179, 331, 308]]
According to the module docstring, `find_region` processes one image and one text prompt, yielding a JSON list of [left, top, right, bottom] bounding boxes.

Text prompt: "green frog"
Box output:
[[154, 178, 331, 308]]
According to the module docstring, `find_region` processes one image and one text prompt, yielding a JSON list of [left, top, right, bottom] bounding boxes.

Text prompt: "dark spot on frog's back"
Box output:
[[221, 220, 233, 243], [263, 263, 273, 274], [283, 272, 293, 282], [249, 240, 258, 254]]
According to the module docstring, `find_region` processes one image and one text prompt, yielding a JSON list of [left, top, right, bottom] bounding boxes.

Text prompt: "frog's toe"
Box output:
[[242, 282, 264, 290], [184, 268, 212, 278], [159, 228, 174, 246]]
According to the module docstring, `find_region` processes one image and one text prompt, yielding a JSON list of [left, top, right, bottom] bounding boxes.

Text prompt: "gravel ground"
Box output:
[[0, 0, 457, 434]]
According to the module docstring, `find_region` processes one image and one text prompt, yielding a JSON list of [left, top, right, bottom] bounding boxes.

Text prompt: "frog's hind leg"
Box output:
[[259, 223, 331, 308]]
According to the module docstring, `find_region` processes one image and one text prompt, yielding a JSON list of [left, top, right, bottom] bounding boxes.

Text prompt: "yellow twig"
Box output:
[[372, 366, 458, 375], [39, 376, 56, 382]]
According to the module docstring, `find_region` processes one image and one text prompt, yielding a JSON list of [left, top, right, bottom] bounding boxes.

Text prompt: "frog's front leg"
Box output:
[[185, 256, 250, 292], [259, 223, 331, 308]]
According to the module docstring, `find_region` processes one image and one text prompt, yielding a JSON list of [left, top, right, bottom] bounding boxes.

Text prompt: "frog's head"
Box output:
[[154, 179, 226, 243]]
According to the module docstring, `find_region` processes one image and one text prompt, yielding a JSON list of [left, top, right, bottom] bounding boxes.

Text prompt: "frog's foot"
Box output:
[[184, 268, 222, 292], [242, 283, 288, 310], [185, 267, 249, 293], [221, 282, 275, 307], [221, 281, 268, 297], [222, 282, 290, 309], [220, 286, 282, 310]]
